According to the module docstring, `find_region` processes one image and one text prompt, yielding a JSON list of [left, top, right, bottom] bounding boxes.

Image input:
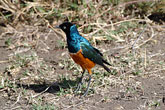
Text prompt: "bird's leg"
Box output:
[[82, 74, 92, 97], [74, 69, 85, 92]]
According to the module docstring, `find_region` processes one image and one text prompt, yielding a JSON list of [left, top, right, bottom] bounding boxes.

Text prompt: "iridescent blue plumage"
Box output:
[[58, 22, 111, 96], [67, 25, 91, 53], [68, 24, 111, 69]]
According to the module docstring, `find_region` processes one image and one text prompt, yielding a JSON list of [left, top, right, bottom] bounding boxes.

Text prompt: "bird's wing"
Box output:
[[93, 47, 103, 56], [80, 42, 111, 72], [80, 42, 104, 65]]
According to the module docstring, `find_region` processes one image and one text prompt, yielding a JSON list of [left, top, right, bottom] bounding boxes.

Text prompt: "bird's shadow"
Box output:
[[17, 77, 80, 94]]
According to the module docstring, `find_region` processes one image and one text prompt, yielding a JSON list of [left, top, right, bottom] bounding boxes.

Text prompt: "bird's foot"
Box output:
[[81, 75, 92, 97], [81, 89, 89, 97], [74, 82, 83, 93]]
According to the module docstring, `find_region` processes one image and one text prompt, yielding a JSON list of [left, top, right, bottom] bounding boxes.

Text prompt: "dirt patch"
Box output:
[[0, 27, 12, 72], [0, 23, 165, 110]]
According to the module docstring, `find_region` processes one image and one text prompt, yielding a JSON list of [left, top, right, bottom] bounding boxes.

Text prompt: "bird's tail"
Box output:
[[102, 59, 111, 66], [102, 64, 111, 73]]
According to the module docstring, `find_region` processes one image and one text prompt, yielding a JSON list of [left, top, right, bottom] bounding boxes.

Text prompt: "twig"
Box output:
[[132, 26, 147, 50], [134, 25, 156, 49], [64, 99, 85, 110], [11, 92, 21, 107], [80, 19, 149, 39], [144, 48, 147, 68], [32, 86, 50, 98], [92, 0, 156, 19], [0, 60, 9, 63], [97, 23, 124, 42], [11, 106, 21, 110]]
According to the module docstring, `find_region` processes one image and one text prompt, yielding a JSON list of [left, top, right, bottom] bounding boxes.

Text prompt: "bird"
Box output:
[[57, 22, 111, 96]]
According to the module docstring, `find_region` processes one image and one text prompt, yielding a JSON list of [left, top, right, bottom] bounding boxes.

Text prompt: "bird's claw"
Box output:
[[74, 82, 83, 93]]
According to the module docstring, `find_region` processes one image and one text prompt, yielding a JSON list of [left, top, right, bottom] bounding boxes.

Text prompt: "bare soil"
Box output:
[[0, 24, 165, 110]]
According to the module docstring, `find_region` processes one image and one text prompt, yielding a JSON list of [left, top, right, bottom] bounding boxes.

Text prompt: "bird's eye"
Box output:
[[63, 26, 66, 30]]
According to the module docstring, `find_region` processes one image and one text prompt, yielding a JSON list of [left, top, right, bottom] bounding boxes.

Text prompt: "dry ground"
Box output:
[[0, 21, 165, 110], [0, 0, 165, 110]]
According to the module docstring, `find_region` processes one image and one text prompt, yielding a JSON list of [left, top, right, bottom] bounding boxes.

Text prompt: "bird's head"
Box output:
[[57, 22, 74, 35]]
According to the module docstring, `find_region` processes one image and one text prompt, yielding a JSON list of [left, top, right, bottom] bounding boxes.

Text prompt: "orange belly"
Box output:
[[69, 49, 95, 74]]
